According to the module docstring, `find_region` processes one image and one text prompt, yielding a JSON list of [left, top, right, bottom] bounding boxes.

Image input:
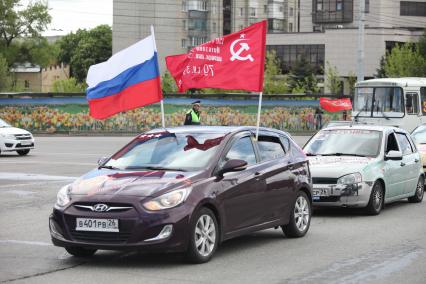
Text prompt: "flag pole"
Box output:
[[150, 25, 165, 128], [255, 92, 263, 141]]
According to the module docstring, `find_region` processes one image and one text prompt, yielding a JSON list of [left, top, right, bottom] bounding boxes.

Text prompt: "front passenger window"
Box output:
[[225, 136, 257, 166]]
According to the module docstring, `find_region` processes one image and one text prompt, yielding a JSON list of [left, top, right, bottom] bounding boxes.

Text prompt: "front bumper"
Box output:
[[49, 199, 191, 252], [312, 182, 373, 208], [0, 137, 34, 152]]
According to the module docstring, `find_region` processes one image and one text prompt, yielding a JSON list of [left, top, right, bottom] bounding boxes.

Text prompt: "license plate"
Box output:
[[313, 188, 329, 197], [20, 141, 32, 146], [76, 218, 119, 232]]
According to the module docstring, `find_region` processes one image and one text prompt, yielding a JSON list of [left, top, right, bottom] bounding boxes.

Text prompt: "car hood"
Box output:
[[308, 156, 374, 179], [69, 169, 203, 196], [0, 127, 31, 135]]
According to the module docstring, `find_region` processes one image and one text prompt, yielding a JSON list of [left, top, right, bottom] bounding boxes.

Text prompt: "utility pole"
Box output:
[[357, 0, 365, 82]]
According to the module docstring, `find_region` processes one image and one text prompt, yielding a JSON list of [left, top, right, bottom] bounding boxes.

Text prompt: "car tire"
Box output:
[[408, 176, 424, 203], [65, 247, 97, 257], [365, 181, 384, 215], [185, 207, 219, 264], [17, 149, 30, 156], [282, 191, 311, 238]]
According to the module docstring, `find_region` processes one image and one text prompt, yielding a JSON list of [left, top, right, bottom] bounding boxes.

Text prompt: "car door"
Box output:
[[395, 132, 419, 195], [383, 132, 406, 198], [216, 133, 268, 234], [252, 132, 294, 222]]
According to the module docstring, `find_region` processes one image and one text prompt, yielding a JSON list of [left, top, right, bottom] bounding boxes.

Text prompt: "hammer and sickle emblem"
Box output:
[[230, 39, 254, 62]]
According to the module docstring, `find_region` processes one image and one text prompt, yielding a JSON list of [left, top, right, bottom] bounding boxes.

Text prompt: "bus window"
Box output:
[[373, 87, 403, 117], [421, 87, 426, 115], [406, 93, 419, 115]]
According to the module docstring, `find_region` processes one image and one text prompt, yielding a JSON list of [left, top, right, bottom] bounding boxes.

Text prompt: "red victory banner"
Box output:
[[320, 98, 353, 112], [166, 20, 267, 92]]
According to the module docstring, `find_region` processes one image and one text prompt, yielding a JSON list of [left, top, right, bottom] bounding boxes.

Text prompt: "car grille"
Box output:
[[14, 134, 32, 140], [16, 143, 34, 148], [70, 230, 132, 243], [312, 177, 338, 184], [73, 202, 133, 212]]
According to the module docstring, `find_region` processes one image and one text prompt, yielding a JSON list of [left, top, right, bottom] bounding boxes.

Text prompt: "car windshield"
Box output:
[[412, 126, 426, 144], [304, 129, 382, 157], [0, 119, 11, 128], [354, 87, 404, 118], [104, 131, 227, 171]]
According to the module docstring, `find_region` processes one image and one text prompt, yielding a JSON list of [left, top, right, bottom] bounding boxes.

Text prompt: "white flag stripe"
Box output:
[[86, 35, 156, 88]]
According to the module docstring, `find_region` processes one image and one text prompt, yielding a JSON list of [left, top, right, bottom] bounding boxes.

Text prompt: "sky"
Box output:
[[41, 0, 113, 36]]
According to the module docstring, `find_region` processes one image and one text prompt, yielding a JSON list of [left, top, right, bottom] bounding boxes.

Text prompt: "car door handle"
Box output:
[[400, 162, 406, 167]]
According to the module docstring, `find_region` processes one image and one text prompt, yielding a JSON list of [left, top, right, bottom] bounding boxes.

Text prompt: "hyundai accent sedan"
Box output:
[[304, 125, 424, 215], [49, 126, 312, 263]]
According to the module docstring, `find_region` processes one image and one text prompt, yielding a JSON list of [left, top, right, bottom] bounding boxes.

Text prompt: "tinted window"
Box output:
[[257, 136, 285, 161], [225, 136, 257, 165], [396, 133, 414, 155], [386, 133, 399, 153]]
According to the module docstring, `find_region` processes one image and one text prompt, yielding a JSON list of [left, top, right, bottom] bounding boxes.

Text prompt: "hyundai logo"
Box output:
[[93, 204, 109, 212]]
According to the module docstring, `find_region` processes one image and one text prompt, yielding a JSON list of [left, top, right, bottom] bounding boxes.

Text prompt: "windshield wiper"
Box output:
[[125, 166, 187, 172], [98, 165, 121, 170], [320, 153, 367, 157]]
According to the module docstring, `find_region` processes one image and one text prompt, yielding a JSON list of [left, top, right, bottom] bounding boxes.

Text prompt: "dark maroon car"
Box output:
[[49, 126, 312, 263]]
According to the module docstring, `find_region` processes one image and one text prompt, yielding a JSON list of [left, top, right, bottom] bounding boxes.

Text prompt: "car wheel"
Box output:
[[65, 246, 97, 257], [17, 149, 30, 156], [282, 191, 311, 238], [186, 207, 219, 264], [365, 181, 384, 215], [408, 176, 424, 203]]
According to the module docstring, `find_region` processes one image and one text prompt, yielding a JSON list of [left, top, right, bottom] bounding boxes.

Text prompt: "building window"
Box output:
[[316, 0, 323, 11], [182, 39, 187, 48], [240, 7, 244, 16], [400, 1, 426, 17], [279, 5, 283, 12], [336, 0, 343, 11], [183, 20, 187, 30], [289, 23, 293, 32], [250, 7, 256, 17], [290, 7, 294, 16], [365, 0, 370, 13], [187, 0, 207, 11], [182, 0, 187, 11], [213, 22, 217, 32], [190, 36, 206, 46], [24, 80, 30, 89]]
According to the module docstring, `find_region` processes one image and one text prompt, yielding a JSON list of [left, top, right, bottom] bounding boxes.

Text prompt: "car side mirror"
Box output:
[[97, 156, 109, 166], [217, 159, 248, 176], [385, 150, 403, 161]]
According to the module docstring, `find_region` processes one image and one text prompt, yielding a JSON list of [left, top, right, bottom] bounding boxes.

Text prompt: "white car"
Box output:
[[303, 125, 424, 215], [0, 118, 35, 156]]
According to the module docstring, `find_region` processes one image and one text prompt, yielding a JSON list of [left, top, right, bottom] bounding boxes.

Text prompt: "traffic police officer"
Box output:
[[184, 100, 201, 125]]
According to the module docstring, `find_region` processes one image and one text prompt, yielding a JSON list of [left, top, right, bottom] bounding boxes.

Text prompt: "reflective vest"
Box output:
[[188, 110, 200, 124]]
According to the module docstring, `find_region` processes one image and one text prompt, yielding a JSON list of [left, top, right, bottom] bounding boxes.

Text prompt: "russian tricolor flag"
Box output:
[[86, 35, 163, 119]]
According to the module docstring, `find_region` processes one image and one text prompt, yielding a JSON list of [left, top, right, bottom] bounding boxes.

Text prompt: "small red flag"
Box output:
[[166, 20, 267, 92], [320, 98, 353, 112]]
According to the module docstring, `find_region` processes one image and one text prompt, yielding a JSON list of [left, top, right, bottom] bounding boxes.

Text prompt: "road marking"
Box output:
[[0, 172, 77, 181], [0, 240, 52, 246]]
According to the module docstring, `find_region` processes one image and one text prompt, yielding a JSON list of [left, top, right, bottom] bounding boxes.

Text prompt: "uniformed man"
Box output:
[[184, 100, 201, 125]]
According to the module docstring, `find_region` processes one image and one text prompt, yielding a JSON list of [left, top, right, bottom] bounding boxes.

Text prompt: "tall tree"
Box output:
[[0, 0, 51, 47], [384, 43, 426, 77], [263, 50, 289, 94], [325, 62, 342, 95], [57, 25, 112, 83], [0, 54, 12, 91]]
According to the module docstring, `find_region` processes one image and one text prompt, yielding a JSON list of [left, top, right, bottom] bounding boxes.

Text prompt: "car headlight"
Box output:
[[337, 173, 362, 185], [56, 184, 72, 207], [143, 188, 190, 211], [0, 133, 15, 139]]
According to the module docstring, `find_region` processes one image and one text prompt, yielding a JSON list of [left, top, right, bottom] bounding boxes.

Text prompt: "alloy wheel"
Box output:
[[373, 186, 383, 210], [294, 196, 310, 232], [194, 214, 216, 257], [416, 179, 424, 200]]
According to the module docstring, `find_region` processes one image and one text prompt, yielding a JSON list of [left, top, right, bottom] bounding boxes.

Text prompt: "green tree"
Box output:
[[375, 55, 387, 78], [325, 62, 342, 94], [57, 25, 112, 82], [161, 71, 177, 93], [347, 71, 357, 95], [0, 0, 51, 47], [0, 54, 12, 91], [383, 43, 426, 77], [51, 78, 85, 92], [418, 29, 426, 59], [263, 50, 289, 94], [5, 38, 59, 67]]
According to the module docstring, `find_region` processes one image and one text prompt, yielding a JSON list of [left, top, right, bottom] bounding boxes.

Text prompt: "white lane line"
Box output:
[[0, 172, 77, 181], [0, 160, 94, 166], [0, 240, 52, 246]]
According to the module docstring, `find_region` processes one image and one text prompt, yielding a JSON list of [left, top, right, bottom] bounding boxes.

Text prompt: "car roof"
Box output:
[[321, 124, 407, 133], [146, 125, 289, 136]]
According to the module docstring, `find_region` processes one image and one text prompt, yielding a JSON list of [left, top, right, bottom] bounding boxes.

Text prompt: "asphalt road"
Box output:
[[1, 136, 426, 284]]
